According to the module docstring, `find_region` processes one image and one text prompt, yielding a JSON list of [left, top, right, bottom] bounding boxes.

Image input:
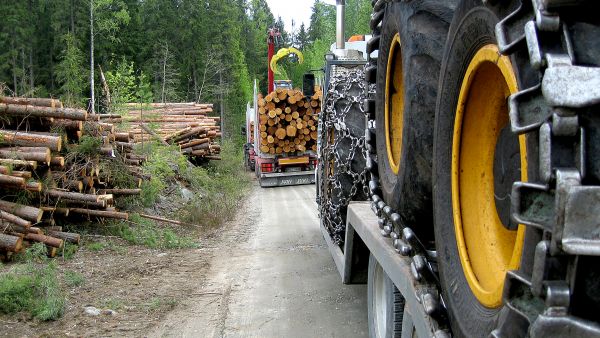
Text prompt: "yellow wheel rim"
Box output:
[[384, 34, 404, 174], [451, 44, 528, 308]]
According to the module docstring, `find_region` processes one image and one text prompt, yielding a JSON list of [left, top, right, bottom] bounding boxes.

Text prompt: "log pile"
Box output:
[[122, 102, 222, 160], [257, 88, 321, 155], [0, 96, 143, 260]]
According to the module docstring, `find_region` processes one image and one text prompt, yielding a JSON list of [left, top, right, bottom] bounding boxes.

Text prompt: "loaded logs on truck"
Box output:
[[122, 102, 222, 160], [0, 96, 144, 259], [257, 88, 321, 155]]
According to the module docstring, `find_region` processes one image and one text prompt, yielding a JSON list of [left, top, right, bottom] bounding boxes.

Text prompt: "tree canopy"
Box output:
[[0, 0, 372, 140]]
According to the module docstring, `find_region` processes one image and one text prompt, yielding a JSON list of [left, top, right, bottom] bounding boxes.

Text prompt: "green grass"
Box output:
[[14, 242, 48, 263], [74, 135, 103, 156], [140, 297, 178, 312], [0, 251, 65, 321], [63, 270, 85, 287], [86, 241, 107, 252], [101, 298, 125, 311], [61, 243, 78, 260], [105, 213, 198, 249], [133, 140, 251, 228], [182, 141, 251, 227]]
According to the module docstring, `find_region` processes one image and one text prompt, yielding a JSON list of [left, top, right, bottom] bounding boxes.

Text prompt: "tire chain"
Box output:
[[493, 1, 600, 336], [318, 68, 370, 245], [364, 0, 600, 337], [363, 0, 452, 336]]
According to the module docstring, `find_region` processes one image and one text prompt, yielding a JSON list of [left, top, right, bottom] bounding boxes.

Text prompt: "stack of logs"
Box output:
[[257, 88, 321, 154], [122, 102, 222, 160], [0, 96, 143, 260]]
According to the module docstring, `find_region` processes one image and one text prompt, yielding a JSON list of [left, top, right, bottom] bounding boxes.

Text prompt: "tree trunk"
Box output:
[[0, 130, 62, 151], [0, 166, 31, 179], [140, 123, 169, 146], [0, 210, 31, 228], [97, 189, 141, 195], [162, 43, 168, 103], [11, 36, 18, 96], [99, 64, 111, 110], [47, 189, 112, 203], [29, 46, 34, 92], [21, 48, 26, 95], [0, 103, 87, 120], [0, 97, 62, 107], [47, 230, 80, 244], [0, 234, 22, 252], [90, 0, 95, 114], [69, 208, 128, 220], [25, 233, 63, 248], [0, 149, 51, 164], [40, 206, 70, 216], [0, 174, 25, 188]]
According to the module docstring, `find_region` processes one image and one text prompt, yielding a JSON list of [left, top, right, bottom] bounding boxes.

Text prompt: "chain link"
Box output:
[[495, 2, 600, 336], [364, 2, 450, 334], [319, 68, 369, 245]]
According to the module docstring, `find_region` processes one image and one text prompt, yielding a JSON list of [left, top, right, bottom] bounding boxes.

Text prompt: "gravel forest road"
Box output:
[[150, 183, 367, 338]]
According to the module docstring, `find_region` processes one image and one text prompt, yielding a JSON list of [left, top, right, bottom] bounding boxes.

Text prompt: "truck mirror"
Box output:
[[241, 126, 247, 136], [303, 73, 315, 97]]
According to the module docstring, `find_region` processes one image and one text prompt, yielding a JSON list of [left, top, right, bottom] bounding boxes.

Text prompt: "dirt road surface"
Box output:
[[150, 183, 367, 338], [0, 180, 366, 337]]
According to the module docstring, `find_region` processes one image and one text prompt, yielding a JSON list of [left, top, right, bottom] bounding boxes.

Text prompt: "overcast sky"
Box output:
[[265, 0, 336, 33]]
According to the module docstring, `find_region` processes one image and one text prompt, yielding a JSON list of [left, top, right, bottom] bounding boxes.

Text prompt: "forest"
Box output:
[[0, 0, 372, 140]]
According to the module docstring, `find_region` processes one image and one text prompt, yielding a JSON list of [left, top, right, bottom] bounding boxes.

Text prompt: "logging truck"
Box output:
[[318, 0, 600, 337], [244, 28, 318, 188]]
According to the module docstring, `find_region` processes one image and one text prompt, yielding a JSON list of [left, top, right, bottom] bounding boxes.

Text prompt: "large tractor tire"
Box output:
[[367, 254, 404, 338], [372, 0, 453, 243], [432, 1, 542, 336], [319, 69, 368, 245]]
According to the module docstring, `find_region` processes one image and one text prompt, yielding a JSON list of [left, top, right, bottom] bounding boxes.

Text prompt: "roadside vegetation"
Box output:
[[0, 0, 373, 325], [0, 244, 66, 321]]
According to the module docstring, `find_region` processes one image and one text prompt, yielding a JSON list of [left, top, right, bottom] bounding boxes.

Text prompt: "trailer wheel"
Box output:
[[374, 0, 452, 241], [367, 254, 403, 338], [433, 1, 538, 335]]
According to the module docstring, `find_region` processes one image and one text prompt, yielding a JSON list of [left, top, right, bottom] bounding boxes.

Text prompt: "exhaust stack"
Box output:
[[336, 0, 345, 50]]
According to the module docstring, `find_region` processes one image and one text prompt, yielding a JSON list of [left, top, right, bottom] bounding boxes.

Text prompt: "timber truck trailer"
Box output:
[[317, 0, 600, 337], [245, 28, 317, 188]]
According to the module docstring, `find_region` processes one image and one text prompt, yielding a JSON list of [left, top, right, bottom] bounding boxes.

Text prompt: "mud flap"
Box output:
[[259, 171, 315, 187]]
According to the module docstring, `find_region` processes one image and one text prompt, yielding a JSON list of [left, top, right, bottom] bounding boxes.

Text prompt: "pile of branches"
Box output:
[[257, 88, 321, 154], [0, 96, 146, 260], [122, 102, 222, 161]]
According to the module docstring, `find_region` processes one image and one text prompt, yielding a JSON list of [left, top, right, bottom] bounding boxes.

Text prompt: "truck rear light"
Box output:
[[261, 163, 274, 172]]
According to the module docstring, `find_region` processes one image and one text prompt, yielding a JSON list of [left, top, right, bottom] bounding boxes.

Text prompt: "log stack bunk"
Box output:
[[122, 102, 222, 160], [0, 96, 143, 260], [257, 88, 321, 155]]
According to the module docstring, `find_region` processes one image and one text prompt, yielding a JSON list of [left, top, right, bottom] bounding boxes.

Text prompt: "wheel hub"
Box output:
[[451, 44, 528, 308], [373, 262, 389, 337], [494, 125, 521, 230], [384, 33, 404, 174]]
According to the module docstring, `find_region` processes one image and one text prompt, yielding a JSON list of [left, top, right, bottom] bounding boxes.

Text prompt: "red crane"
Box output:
[[267, 27, 281, 93]]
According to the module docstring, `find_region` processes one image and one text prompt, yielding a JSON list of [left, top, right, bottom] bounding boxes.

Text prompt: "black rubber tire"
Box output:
[[319, 70, 367, 245], [375, 0, 453, 242], [432, 1, 537, 336], [367, 254, 404, 338]]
